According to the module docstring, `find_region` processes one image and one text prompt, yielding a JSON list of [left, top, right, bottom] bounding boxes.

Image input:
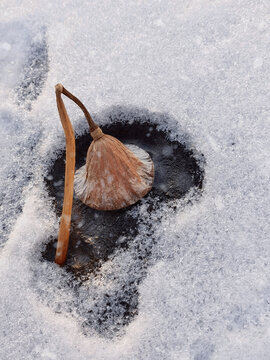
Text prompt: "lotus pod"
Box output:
[[55, 83, 154, 265], [74, 127, 154, 210]]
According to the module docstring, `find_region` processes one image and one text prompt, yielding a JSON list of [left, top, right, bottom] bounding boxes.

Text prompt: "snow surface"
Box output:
[[1, 0, 270, 359]]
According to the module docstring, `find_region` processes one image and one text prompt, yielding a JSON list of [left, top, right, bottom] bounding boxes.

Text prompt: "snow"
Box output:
[[1, 0, 270, 359]]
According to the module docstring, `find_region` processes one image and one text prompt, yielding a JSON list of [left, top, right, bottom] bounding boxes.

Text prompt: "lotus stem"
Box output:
[[54, 84, 76, 265], [58, 84, 98, 132], [54, 84, 99, 264]]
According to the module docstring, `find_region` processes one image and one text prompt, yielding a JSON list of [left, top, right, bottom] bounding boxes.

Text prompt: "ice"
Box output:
[[1, 0, 270, 359]]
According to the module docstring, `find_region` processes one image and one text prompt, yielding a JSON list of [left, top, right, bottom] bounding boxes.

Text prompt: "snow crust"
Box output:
[[1, 0, 270, 359]]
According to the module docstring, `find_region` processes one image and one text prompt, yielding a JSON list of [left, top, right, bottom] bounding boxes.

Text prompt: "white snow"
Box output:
[[1, 0, 270, 359]]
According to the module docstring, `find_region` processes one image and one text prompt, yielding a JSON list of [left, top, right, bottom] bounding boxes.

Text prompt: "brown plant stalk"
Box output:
[[54, 84, 154, 265], [54, 84, 98, 265]]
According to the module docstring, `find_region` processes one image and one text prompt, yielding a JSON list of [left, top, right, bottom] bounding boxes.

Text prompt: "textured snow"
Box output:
[[1, 0, 270, 359]]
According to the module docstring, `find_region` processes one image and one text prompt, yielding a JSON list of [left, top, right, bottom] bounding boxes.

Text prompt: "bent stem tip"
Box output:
[[55, 83, 64, 94]]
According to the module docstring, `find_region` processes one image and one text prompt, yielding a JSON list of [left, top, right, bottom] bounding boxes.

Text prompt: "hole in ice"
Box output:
[[42, 108, 204, 337]]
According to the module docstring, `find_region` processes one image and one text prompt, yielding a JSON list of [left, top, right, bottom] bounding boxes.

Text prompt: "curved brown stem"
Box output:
[[56, 84, 98, 132], [54, 84, 98, 265], [55, 85, 75, 265]]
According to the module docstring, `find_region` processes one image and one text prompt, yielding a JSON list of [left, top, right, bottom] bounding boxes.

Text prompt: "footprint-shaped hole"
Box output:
[[42, 108, 204, 337]]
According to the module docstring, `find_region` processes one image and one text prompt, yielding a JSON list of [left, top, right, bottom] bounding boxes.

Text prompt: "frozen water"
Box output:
[[1, 0, 270, 359]]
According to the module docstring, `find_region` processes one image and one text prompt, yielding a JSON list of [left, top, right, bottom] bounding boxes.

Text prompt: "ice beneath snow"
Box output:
[[1, 0, 270, 359]]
